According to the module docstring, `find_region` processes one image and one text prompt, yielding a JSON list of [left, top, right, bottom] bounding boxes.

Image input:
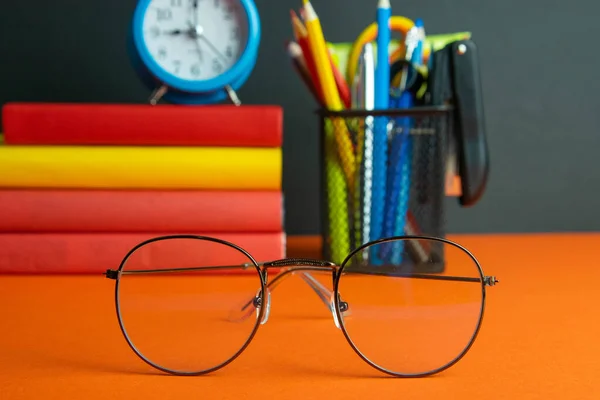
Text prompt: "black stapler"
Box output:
[[429, 39, 490, 207]]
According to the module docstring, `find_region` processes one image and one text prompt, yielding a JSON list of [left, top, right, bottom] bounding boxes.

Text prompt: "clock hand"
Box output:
[[197, 35, 228, 65], [186, 21, 228, 65], [192, 0, 199, 27], [163, 28, 185, 35], [187, 24, 239, 104], [192, 39, 204, 62]]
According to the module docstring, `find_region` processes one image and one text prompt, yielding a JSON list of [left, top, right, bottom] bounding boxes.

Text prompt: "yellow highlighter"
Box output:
[[303, 0, 356, 190]]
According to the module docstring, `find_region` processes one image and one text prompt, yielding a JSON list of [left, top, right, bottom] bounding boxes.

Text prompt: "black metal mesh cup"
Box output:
[[317, 106, 452, 270]]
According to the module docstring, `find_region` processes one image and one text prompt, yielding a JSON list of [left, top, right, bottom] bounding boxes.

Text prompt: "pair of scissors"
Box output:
[[346, 16, 432, 86]]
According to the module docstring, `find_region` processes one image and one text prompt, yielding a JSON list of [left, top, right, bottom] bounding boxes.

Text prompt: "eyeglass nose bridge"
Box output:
[[261, 258, 354, 329], [231, 259, 347, 327]]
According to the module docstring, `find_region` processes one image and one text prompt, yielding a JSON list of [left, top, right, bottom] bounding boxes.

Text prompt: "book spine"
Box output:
[[0, 232, 286, 274], [0, 190, 283, 232], [2, 103, 283, 147], [0, 146, 281, 190]]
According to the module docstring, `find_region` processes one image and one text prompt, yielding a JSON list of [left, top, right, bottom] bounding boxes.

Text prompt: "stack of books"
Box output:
[[0, 103, 285, 273]]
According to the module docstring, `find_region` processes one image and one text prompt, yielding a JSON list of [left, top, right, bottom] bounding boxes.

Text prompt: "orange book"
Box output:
[[0, 190, 283, 233], [0, 232, 285, 274]]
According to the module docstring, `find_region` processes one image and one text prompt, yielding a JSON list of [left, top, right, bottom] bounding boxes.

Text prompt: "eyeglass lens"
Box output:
[[116, 237, 264, 374], [338, 237, 484, 376]]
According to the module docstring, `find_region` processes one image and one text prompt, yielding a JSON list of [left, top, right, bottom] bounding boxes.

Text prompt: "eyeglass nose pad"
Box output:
[[330, 293, 349, 330], [330, 296, 341, 329], [254, 288, 271, 325]]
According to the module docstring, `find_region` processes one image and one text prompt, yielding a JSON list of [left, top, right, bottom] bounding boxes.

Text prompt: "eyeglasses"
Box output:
[[104, 234, 498, 377]]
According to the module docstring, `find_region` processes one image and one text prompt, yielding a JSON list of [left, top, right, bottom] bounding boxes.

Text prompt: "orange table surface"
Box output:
[[1, 233, 599, 399]]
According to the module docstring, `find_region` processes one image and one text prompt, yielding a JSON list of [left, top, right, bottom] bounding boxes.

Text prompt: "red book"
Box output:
[[0, 189, 283, 233], [2, 103, 282, 147], [0, 232, 285, 274]]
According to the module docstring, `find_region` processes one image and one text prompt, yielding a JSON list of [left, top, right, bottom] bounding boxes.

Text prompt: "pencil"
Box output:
[[290, 9, 324, 103], [328, 49, 352, 109], [290, 9, 303, 40], [299, 7, 307, 21], [292, 9, 350, 109], [286, 41, 323, 105], [303, 0, 356, 189], [369, 0, 391, 263]]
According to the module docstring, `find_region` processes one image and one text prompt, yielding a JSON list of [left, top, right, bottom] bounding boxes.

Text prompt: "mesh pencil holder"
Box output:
[[318, 106, 452, 270]]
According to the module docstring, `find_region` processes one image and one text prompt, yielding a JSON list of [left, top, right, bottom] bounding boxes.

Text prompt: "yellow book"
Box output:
[[0, 145, 281, 190]]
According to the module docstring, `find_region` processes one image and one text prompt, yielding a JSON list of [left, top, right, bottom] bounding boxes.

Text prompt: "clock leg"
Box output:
[[149, 85, 168, 105], [225, 85, 242, 106]]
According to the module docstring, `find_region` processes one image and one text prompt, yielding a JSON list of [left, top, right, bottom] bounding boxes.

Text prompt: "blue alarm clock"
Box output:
[[128, 0, 261, 105]]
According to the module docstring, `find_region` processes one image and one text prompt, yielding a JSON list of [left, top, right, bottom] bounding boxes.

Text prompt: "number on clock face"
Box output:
[[142, 0, 248, 81]]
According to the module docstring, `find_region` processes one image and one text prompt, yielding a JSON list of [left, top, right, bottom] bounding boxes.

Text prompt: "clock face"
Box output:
[[141, 0, 249, 82]]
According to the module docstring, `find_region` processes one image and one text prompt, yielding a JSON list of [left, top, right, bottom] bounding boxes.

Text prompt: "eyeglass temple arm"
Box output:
[[103, 264, 257, 279], [106, 263, 497, 286]]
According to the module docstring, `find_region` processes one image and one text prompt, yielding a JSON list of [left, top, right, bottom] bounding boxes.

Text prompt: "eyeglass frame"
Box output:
[[104, 234, 499, 378]]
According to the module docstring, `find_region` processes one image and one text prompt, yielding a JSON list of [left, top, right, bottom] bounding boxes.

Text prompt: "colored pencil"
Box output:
[[291, 9, 350, 108], [328, 49, 352, 109], [290, 10, 323, 102], [286, 40, 323, 105], [302, 0, 355, 189]]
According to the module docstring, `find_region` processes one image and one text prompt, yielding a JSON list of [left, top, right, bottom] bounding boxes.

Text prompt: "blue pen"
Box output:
[[413, 19, 425, 67], [382, 19, 425, 265], [369, 0, 391, 265], [392, 18, 425, 264]]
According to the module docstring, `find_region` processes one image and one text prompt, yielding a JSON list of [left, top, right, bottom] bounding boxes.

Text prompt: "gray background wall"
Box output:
[[1, 0, 598, 235]]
